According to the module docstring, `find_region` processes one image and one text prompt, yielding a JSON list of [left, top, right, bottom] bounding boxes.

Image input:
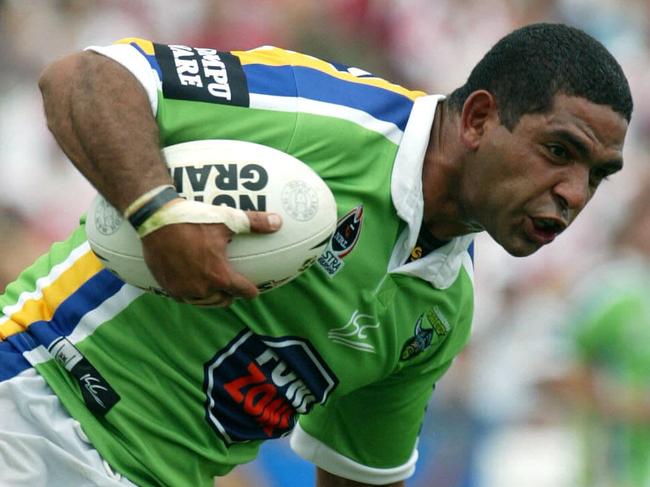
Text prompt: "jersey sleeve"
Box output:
[[86, 39, 161, 116], [290, 356, 454, 484]]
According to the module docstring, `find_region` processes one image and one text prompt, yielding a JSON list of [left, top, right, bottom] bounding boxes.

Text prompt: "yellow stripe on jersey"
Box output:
[[234, 47, 425, 101], [115, 37, 155, 55], [0, 251, 104, 340], [110, 39, 423, 101]]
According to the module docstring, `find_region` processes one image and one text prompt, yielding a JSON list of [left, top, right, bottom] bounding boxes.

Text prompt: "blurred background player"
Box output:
[[540, 176, 650, 487]]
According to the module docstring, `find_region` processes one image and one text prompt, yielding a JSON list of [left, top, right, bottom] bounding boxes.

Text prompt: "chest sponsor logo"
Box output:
[[317, 205, 363, 278], [204, 330, 338, 443], [400, 307, 449, 361], [328, 309, 380, 353], [155, 43, 249, 107]]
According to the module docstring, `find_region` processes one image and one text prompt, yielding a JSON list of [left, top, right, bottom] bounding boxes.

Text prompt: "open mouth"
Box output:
[[526, 216, 567, 245], [532, 217, 566, 234]]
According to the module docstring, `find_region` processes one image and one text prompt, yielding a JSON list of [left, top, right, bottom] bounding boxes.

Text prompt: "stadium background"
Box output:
[[1, 1, 648, 486]]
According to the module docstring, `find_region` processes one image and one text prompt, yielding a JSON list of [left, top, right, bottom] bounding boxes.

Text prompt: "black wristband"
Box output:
[[128, 186, 180, 229]]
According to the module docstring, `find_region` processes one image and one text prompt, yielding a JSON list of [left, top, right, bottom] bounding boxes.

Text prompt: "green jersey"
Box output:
[[0, 39, 475, 486], [570, 255, 650, 486]]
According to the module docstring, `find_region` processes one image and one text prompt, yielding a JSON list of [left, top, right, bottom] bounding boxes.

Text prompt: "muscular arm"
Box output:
[[38, 51, 279, 303], [317, 468, 405, 487], [39, 51, 169, 212]]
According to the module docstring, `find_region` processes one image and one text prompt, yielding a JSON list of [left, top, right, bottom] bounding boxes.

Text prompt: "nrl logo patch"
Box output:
[[317, 205, 363, 278], [400, 307, 450, 361]]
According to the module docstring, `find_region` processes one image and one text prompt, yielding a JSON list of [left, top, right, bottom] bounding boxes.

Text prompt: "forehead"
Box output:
[[526, 94, 628, 155]]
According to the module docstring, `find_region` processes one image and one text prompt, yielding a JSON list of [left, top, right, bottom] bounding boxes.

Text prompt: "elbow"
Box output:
[[38, 53, 87, 134], [38, 53, 81, 106], [37, 61, 56, 99]]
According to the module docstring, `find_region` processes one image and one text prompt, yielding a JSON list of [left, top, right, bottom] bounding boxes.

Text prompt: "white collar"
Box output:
[[389, 95, 475, 289]]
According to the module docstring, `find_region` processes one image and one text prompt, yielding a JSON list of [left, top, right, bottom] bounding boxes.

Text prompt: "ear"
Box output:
[[460, 90, 499, 150]]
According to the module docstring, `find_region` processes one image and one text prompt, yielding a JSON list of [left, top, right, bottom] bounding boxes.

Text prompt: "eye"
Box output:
[[546, 143, 569, 160]]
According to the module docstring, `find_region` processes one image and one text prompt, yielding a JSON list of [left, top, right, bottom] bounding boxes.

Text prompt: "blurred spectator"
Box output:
[[0, 206, 52, 290], [541, 177, 650, 487]]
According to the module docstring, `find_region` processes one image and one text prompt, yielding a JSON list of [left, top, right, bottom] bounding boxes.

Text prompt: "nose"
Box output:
[[553, 165, 591, 217]]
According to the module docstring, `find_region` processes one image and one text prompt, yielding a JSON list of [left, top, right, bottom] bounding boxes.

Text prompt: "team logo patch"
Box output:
[[154, 43, 249, 107], [317, 205, 363, 277], [400, 307, 450, 361], [204, 330, 338, 443]]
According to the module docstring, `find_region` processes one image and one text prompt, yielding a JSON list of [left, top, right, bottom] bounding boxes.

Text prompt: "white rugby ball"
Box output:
[[85, 139, 337, 294]]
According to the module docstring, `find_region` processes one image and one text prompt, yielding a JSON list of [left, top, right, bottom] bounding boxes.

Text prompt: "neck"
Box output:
[[421, 101, 482, 240]]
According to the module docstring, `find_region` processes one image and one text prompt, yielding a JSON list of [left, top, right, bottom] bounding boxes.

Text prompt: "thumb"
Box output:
[[244, 211, 283, 234]]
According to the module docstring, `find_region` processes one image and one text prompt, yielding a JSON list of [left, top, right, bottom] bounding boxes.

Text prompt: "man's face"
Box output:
[[462, 94, 628, 257]]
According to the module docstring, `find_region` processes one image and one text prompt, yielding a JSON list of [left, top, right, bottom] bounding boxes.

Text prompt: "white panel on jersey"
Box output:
[[0, 242, 92, 327], [86, 44, 162, 116], [249, 93, 404, 145], [290, 423, 418, 485]]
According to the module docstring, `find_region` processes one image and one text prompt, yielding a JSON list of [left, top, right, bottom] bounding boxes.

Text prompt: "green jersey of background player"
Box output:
[[1, 23, 632, 487]]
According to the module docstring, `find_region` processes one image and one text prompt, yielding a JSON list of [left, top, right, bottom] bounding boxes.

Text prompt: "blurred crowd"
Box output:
[[1, 1, 649, 486]]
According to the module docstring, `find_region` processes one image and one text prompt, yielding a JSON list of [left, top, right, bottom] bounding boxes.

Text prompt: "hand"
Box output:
[[141, 210, 281, 307]]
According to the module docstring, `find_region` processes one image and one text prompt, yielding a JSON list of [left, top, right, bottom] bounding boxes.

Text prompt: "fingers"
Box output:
[[245, 211, 283, 234], [180, 270, 258, 308], [183, 292, 233, 308], [140, 212, 277, 307]]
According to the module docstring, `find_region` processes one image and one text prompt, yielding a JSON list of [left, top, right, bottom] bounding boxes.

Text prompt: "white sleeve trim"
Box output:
[[289, 423, 418, 485], [84, 44, 160, 116]]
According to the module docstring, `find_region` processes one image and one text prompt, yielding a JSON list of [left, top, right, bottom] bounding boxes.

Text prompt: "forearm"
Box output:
[[39, 50, 171, 211], [38, 47, 279, 302]]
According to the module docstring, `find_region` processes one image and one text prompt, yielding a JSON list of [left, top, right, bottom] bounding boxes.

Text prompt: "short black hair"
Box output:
[[448, 23, 633, 129]]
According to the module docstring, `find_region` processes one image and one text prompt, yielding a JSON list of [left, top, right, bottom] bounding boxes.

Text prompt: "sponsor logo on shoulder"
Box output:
[[154, 43, 249, 107], [317, 205, 363, 278], [204, 331, 338, 443], [399, 307, 450, 361]]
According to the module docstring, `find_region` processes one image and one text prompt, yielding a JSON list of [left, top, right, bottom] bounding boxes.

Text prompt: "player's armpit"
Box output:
[[316, 468, 405, 487]]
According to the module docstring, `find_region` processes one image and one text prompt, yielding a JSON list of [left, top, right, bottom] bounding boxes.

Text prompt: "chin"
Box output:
[[496, 236, 542, 257], [506, 246, 539, 257]]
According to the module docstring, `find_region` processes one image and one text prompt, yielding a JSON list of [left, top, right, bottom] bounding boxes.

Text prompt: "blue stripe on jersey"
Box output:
[[0, 336, 33, 381], [0, 270, 125, 382], [131, 41, 163, 80], [329, 61, 374, 78], [30, 270, 125, 347], [243, 64, 413, 131], [243, 64, 297, 97]]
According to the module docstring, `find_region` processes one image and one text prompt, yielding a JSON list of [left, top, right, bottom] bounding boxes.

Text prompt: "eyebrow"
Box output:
[[549, 129, 623, 170], [548, 129, 591, 159]]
